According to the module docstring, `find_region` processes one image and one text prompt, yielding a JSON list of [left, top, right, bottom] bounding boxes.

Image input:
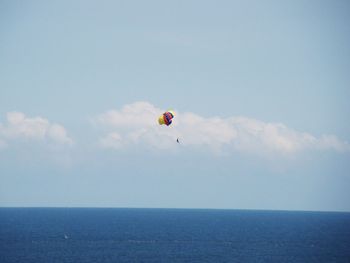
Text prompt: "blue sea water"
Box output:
[[0, 208, 350, 262]]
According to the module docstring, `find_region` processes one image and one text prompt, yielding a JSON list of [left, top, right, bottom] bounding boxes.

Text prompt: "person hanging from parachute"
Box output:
[[158, 110, 180, 143]]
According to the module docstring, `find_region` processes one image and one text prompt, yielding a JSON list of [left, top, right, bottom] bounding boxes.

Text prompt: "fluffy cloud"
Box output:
[[95, 102, 350, 155], [0, 112, 73, 147]]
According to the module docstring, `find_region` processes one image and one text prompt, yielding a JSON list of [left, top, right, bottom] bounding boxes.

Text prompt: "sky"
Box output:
[[1, 0, 350, 211]]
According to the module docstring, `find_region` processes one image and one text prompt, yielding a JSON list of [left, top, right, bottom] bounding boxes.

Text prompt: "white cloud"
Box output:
[[0, 112, 73, 147], [318, 135, 350, 152], [99, 132, 123, 149], [95, 102, 350, 155], [96, 101, 161, 129], [47, 124, 73, 144]]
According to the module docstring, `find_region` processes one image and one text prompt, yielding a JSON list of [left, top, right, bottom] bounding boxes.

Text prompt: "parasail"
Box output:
[[158, 110, 175, 126]]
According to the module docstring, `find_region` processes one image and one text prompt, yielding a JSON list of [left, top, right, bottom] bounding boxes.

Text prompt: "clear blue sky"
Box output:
[[1, 0, 349, 211]]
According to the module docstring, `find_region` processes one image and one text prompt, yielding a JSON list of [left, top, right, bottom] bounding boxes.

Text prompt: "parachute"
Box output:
[[158, 110, 175, 126]]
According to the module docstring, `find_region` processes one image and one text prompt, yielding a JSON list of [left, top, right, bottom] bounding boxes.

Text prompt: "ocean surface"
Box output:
[[0, 208, 350, 262]]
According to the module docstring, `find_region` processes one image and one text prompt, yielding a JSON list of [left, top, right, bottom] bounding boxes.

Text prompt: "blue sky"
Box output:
[[1, 0, 349, 211]]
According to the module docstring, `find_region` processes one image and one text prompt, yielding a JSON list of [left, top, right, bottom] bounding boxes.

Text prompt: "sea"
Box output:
[[0, 208, 350, 263]]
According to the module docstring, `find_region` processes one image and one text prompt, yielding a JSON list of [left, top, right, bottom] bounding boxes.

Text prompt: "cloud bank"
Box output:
[[0, 112, 73, 148], [95, 102, 350, 155]]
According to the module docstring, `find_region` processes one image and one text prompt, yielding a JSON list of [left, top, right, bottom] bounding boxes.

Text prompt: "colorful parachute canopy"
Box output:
[[158, 110, 175, 126]]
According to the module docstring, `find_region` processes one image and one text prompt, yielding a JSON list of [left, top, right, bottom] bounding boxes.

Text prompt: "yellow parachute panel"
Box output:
[[158, 116, 165, 125]]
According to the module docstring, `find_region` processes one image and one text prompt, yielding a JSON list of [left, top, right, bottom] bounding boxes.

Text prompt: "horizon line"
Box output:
[[0, 206, 349, 214]]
